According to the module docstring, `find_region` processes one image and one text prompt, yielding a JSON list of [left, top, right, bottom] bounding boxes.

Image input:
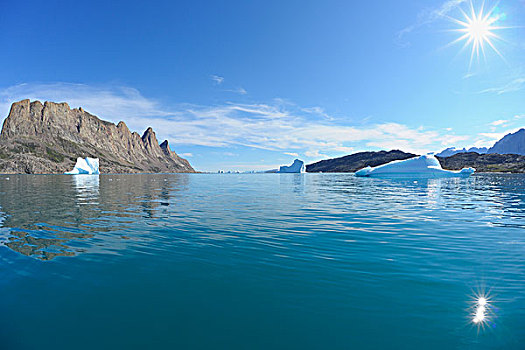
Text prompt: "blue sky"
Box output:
[[0, 0, 524, 171]]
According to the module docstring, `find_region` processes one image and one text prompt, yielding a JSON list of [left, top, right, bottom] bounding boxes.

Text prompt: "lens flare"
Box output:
[[447, 0, 508, 67]]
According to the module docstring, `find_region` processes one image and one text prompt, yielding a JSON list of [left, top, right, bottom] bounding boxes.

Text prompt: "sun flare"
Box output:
[[469, 290, 495, 330], [449, 1, 507, 67]]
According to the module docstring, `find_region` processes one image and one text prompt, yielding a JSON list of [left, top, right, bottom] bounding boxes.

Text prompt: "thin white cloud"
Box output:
[[474, 127, 524, 148], [0, 82, 467, 157], [211, 75, 224, 85], [224, 87, 247, 95], [301, 106, 334, 121], [180, 153, 193, 157], [440, 134, 470, 146], [305, 150, 328, 161], [396, 0, 467, 46], [462, 72, 477, 79], [284, 152, 299, 157], [490, 119, 508, 126], [479, 77, 525, 95], [0, 82, 170, 125]]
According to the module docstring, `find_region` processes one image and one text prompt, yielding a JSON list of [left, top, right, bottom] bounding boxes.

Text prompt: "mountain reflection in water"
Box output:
[[0, 174, 188, 260]]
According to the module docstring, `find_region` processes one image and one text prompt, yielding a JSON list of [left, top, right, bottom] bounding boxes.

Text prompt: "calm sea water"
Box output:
[[0, 173, 523, 349]]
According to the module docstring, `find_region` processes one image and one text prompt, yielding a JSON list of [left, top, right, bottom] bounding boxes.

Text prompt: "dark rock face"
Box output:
[[0, 99, 195, 174], [306, 150, 417, 173], [488, 128, 525, 155], [437, 152, 525, 173]]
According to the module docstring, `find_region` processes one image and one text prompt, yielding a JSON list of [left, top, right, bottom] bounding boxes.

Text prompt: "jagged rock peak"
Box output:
[[160, 140, 169, 150], [160, 140, 172, 155], [44, 100, 70, 109], [117, 121, 130, 133], [141, 127, 158, 147]]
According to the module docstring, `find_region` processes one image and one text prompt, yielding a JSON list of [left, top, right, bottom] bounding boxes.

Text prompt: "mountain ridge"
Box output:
[[306, 150, 417, 173], [0, 99, 195, 174], [487, 128, 525, 155]]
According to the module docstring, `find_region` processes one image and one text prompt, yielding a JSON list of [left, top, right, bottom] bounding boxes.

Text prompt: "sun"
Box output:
[[448, 0, 507, 67]]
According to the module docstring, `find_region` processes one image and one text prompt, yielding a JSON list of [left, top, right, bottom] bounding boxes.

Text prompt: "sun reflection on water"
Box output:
[[470, 290, 495, 330]]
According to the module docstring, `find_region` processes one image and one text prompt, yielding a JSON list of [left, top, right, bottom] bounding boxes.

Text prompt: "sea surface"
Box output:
[[0, 173, 524, 349]]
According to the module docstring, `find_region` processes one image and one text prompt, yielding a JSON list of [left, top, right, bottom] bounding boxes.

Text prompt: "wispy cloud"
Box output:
[[211, 75, 224, 85], [0, 82, 169, 124], [284, 152, 299, 157], [0, 82, 467, 159], [396, 0, 467, 46], [224, 87, 247, 95], [473, 127, 523, 147], [490, 119, 508, 126], [479, 77, 525, 95], [304, 150, 328, 161], [301, 106, 334, 121]]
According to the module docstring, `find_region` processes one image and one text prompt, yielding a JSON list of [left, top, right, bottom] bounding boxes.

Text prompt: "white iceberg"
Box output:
[[278, 159, 305, 173], [355, 154, 474, 178], [65, 157, 100, 175]]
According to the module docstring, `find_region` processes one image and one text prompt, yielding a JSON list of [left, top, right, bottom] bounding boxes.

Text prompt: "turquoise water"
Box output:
[[0, 173, 524, 349]]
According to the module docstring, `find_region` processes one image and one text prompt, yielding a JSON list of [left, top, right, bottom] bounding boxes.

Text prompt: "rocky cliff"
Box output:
[[487, 128, 525, 155], [0, 99, 195, 174]]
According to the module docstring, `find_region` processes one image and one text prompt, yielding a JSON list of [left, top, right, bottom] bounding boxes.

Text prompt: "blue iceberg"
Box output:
[[355, 154, 474, 178], [65, 157, 100, 175], [278, 159, 305, 173]]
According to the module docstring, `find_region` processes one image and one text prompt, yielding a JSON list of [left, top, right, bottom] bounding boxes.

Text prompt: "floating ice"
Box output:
[[65, 157, 100, 175], [278, 159, 305, 173], [355, 154, 474, 178]]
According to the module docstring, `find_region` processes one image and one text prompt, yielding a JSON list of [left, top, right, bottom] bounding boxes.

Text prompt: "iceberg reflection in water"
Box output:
[[72, 174, 99, 203]]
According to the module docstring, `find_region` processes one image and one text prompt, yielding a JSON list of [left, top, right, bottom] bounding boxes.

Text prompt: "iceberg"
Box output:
[[355, 154, 474, 178], [65, 157, 100, 175], [278, 159, 305, 173]]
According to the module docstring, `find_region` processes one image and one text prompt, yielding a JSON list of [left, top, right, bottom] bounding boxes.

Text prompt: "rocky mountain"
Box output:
[[306, 150, 417, 173], [487, 128, 525, 155], [435, 146, 488, 157], [437, 152, 525, 173], [0, 99, 195, 174]]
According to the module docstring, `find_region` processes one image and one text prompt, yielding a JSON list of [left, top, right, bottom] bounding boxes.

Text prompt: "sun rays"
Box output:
[[447, 0, 508, 68]]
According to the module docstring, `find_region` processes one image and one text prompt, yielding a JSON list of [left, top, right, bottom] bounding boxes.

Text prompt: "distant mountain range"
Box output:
[[435, 147, 488, 157], [436, 128, 525, 157], [0, 100, 195, 174]]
